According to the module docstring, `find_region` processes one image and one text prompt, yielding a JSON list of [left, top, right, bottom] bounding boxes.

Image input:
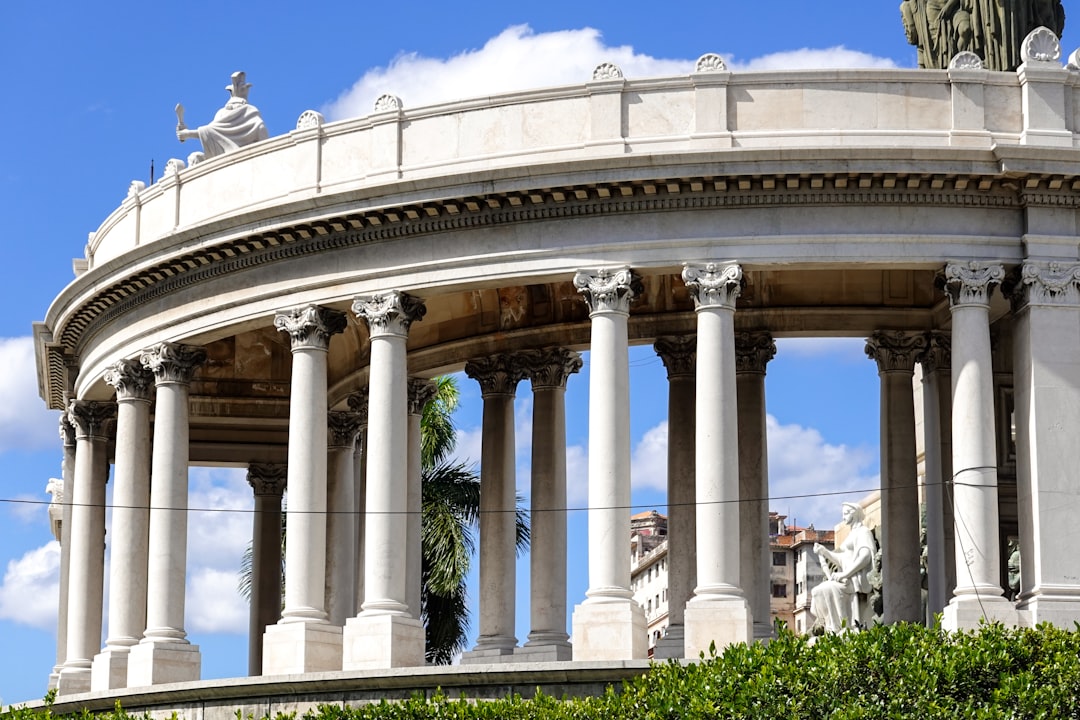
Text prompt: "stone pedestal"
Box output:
[[684, 599, 751, 659], [262, 622, 343, 676], [127, 641, 201, 687], [342, 614, 424, 669], [570, 602, 647, 661]]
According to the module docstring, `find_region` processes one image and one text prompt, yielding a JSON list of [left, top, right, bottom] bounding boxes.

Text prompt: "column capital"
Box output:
[[247, 463, 287, 497], [682, 262, 743, 310], [940, 262, 1005, 308], [464, 354, 526, 397], [274, 305, 347, 351], [140, 342, 207, 385], [519, 348, 583, 390], [66, 400, 117, 441], [734, 331, 776, 374], [573, 267, 642, 316], [352, 291, 426, 338], [347, 390, 369, 427], [865, 330, 927, 374], [406, 378, 438, 416], [59, 413, 76, 448], [1007, 261, 1080, 309], [654, 336, 696, 379], [920, 331, 952, 374], [103, 358, 155, 402], [328, 411, 363, 449]]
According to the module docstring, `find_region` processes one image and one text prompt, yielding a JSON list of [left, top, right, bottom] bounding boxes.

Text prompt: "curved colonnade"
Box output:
[[33, 41, 1080, 707]]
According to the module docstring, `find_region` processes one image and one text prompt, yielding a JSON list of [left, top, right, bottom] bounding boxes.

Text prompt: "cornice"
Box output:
[[40, 169, 1062, 408]]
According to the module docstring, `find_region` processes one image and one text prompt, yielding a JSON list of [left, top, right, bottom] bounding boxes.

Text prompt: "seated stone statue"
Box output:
[[811, 502, 876, 633], [177, 71, 268, 159]]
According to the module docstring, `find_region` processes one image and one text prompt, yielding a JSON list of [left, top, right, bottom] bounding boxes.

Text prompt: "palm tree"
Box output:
[[238, 374, 530, 665]]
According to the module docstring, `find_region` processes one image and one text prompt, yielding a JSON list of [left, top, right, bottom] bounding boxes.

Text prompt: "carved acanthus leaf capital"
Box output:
[[735, 331, 777, 374], [682, 262, 743, 310], [328, 411, 363, 449], [140, 342, 208, 385], [352, 291, 426, 338], [654, 336, 696, 379], [519, 348, 583, 389], [66, 400, 117, 440], [1010, 262, 1080, 308], [407, 378, 438, 416], [103, 358, 155, 401], [464, 354, 527, 397], [919, 331, 952, 373], [59, 413, 76, 447], [941, 262, 1005, 308], [865, 331, 927, 374], [247, 463, 287, 497], [274, 305, 347, 351], [347, 390, 369, 427], [573, 267, 642, 316]]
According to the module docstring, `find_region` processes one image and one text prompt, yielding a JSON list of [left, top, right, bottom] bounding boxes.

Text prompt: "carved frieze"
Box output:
[[865, 330, 928, 373], [352, 291, 426, 339], [682, 263, 743, 310], [940, 262, 1005, 307], [66, 399, 117, 440], [328, 411, 363, 449], [518, 348, 583, 390], [654, 335, 696, 379], [464, 353, 527, 397], [103, 358, 155, 401], [274, 305, 347, 351], [247, 463, 287, 496], [734, 331, 777, 374], [140, 342, 208, 385], [573, 267, 642, 316], [407, 378, 438, 416]]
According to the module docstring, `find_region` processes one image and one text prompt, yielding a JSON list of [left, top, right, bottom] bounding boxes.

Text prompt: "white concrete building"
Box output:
[[30, 30, 1080, 714]]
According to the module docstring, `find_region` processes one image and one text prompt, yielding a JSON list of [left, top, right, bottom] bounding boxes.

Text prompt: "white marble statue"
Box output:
[[176, 71, 268, 158], [811, 502, 876, 633]]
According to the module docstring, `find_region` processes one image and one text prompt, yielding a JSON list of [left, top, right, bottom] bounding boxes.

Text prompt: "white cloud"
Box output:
[[631, 421, 668, 493], [565, 443, 588, 508], [187, 568, 248, 634], [324, 26, 896, 121], [0, 337, 61, 454], [0, 541, 59, 630]]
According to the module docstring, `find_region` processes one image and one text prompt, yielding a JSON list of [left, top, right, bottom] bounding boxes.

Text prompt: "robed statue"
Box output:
[[901, 0, 1065, 71], [811, 502, 877, 634], [176, 71, 269, 159]]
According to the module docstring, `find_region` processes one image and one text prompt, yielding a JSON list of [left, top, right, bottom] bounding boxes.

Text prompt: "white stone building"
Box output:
[[30, 30, 1080, 714]]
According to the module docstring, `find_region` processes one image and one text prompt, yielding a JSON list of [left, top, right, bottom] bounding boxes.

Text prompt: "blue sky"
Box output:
[[2, 0, 1070, 706]]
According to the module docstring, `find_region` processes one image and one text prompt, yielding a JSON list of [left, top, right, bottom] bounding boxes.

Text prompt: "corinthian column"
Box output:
[[919, 332, 955, 621], [128, 342, 205, 688], [682, 262, 751, 657], [571, 267, 647, 661], [49, 417, 76, 690], [92, 360, 154, 691], [462, 355, 525, 661], [941, 263, 1017, 629], [405, 379, 436, 623], [57, 400, 115, 695], [348, 391, 369, 612], [1008, 262, 1080, 627], [263, 305, 347, 675], [735, 330, 776, 640], [326, 411, 362, 627], [866, 330, 926, 624], [247, 463, 286, 676], [344, 291, 427, 669], [652, 336, 696, 659]]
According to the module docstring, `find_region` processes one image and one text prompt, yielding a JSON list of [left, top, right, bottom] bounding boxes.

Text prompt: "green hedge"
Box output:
[[7, 623, 1080, 720]]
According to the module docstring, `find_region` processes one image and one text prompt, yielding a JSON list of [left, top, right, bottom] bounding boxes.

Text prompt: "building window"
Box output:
[[772, 552, 787, 566], [772, 583, 788, 598]]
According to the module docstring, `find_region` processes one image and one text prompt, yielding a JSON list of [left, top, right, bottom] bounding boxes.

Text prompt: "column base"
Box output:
[[514, 641, 573, 662], [90, 647, 132, 691], [652, 624, 684, 660], [342, 613, 424, 670], [684, 597, 751, 659], [1015, 587, 1080, 629], [941, 594, 1018, 632], [47, 667, 61, 691], [56, 663, 91, 696], [571, 600, 647, 661], [752, 619, 774, 641], [263, 621, 343, 675], [127, 641, 201, 688], [460, 646, 516, 665]]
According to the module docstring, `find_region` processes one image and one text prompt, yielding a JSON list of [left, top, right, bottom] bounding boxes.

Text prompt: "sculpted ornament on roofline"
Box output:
[[592, 62, 623, 80], [1021, 26, 1061, 64], [949, 51, 984, 69], [682, 262, 743, 310], [296, 110, 324, 130], [373, 94, 402, 113], [695, 53, 727, 73], [573, 267, 642, 315]]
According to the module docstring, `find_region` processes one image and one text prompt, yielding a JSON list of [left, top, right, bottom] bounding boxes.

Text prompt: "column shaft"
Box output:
[[247, 464, 285, 676], [50, 418, 76, 689], [405, 380, 436, 624], [326, 413, 361, 626]]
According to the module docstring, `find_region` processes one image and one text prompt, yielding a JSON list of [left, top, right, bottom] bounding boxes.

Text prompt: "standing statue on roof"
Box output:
[[176, 71, 269, 159]]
